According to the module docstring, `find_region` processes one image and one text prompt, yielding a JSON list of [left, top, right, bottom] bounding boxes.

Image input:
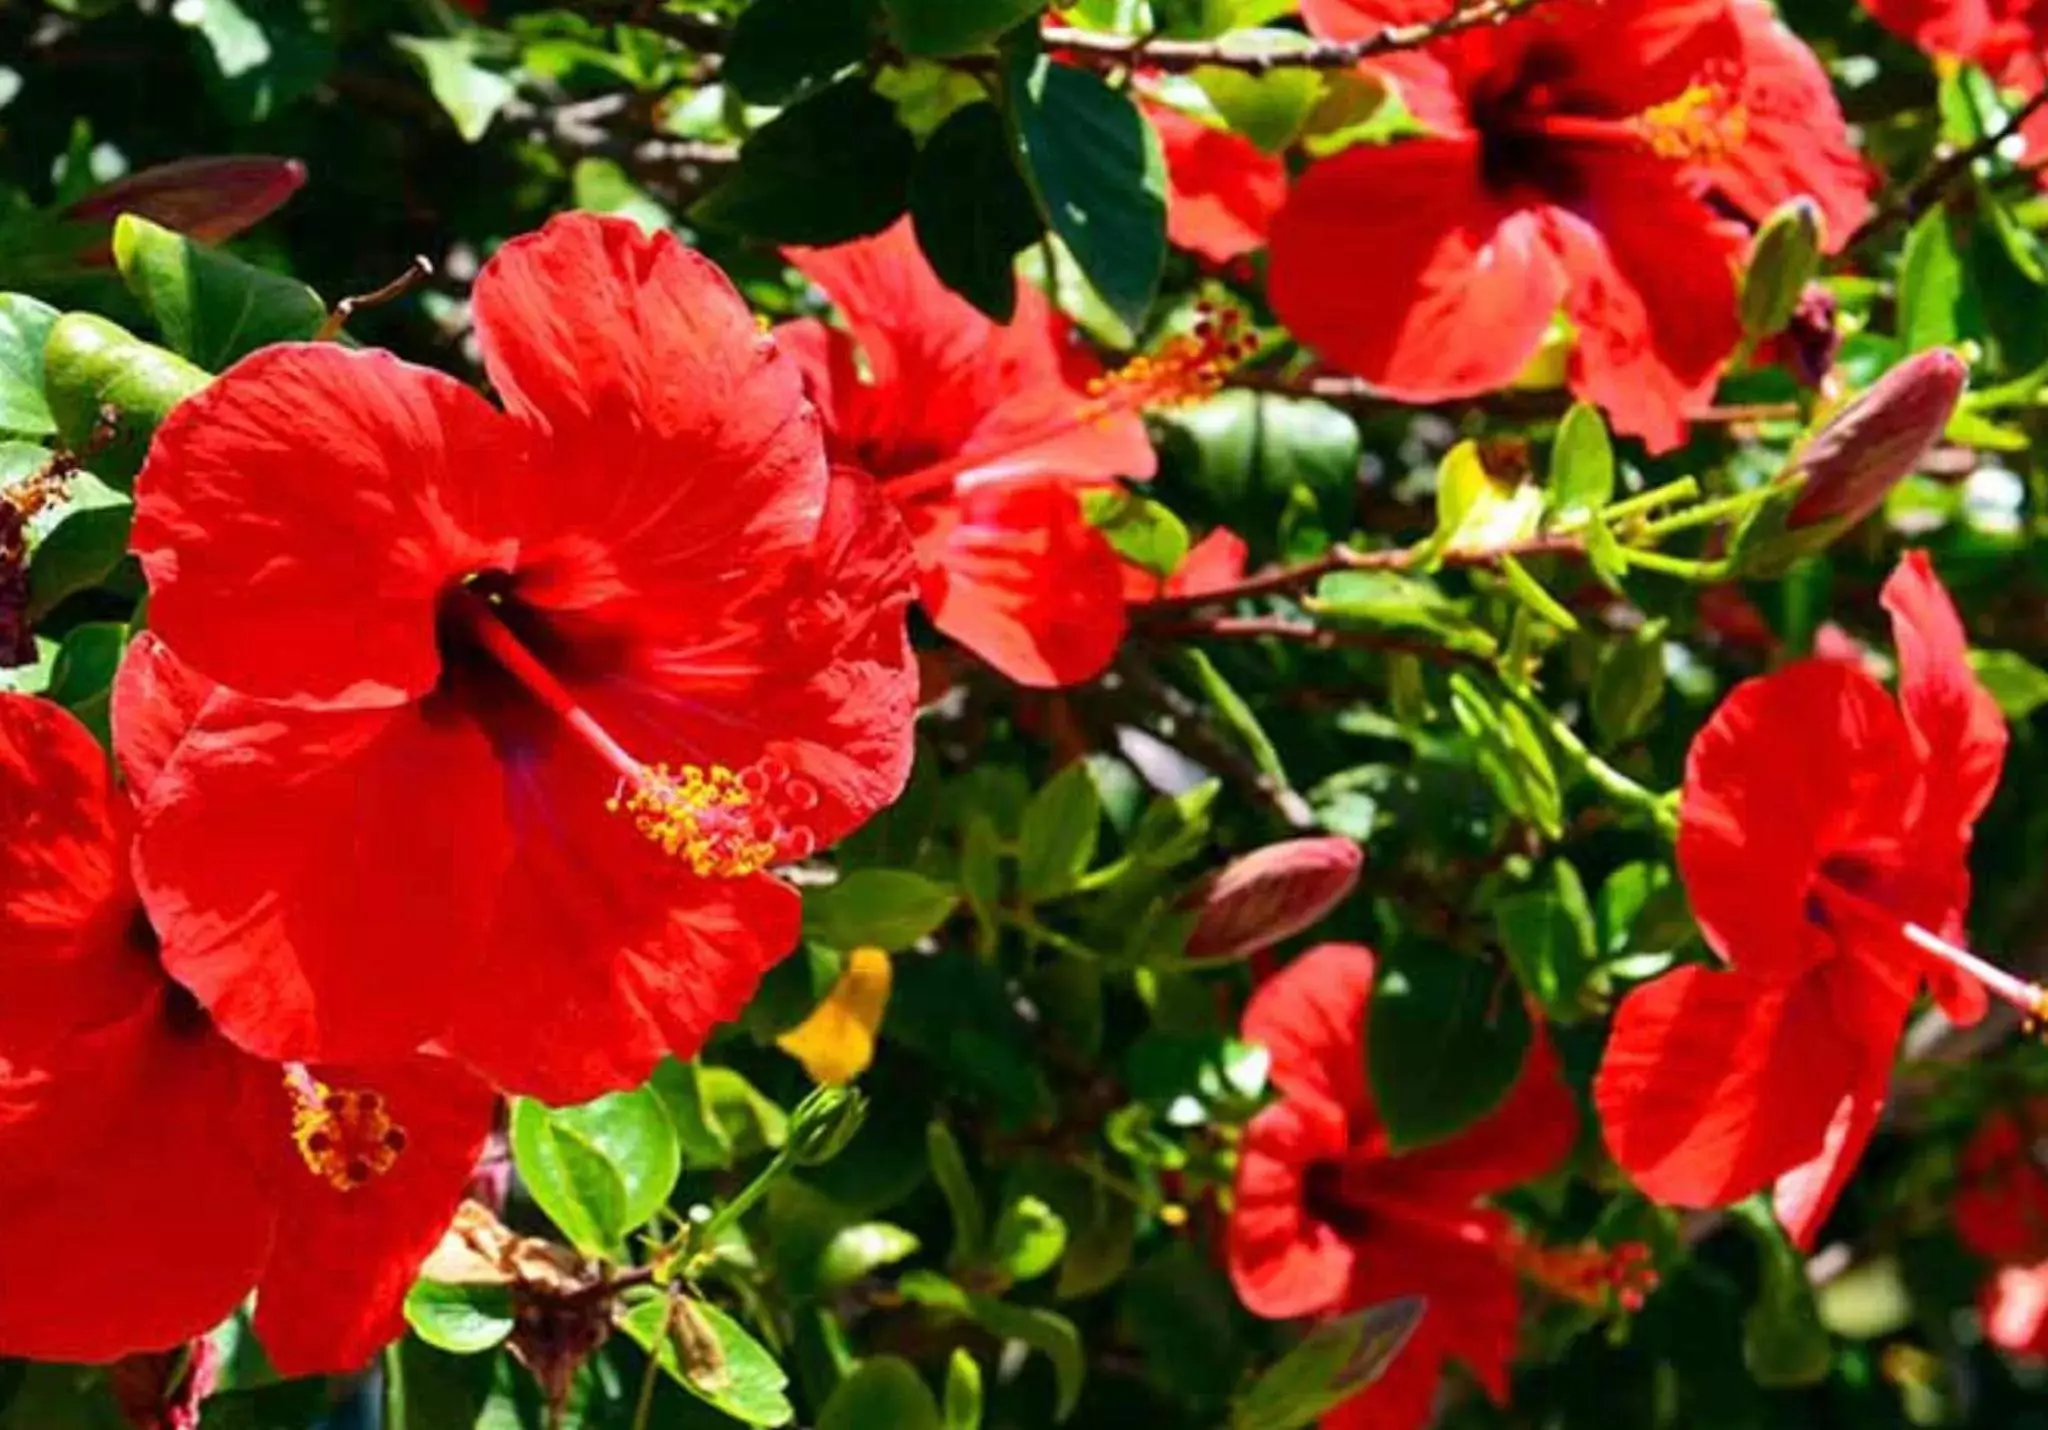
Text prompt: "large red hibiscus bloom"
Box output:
[[780, 219, 1196, 687], [1228, 944, 1635, 1430], [1273, 0, 1871, 450], [1596, 552, 2018, 1247], [0, 646, 492, 1372], [128, 212, 918, 1103]]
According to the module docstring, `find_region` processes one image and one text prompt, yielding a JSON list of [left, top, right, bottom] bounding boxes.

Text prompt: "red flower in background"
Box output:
[[0, 649, 492, 1372], [128, 212, 918, 1103], [1229, 945, 1638, 1430], [1273, 0, 1871, 450], [1596, 552, 2013, 1247], [1955, 1103, 2048, 1356], [781, 220, 1246, 687], [1147, 103, 1289, 264], [1121, 527, 1250, 603]]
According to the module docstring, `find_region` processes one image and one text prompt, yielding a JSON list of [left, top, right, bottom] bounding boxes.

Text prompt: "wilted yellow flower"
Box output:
[[776, 948, 893, 1086]]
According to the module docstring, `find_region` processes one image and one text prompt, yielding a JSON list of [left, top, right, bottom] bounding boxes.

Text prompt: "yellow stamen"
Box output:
[[607, 762, 796, 877], [776, 947, 893, 1085], [1633, 81, 1747, 163], [287, 1074, 408, 1192]]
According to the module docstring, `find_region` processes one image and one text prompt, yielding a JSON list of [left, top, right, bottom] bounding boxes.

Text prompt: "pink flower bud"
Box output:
[[1182, 836, 1363, 959], [1787, 348, 1967, 529], [61, 156, 307, 262]]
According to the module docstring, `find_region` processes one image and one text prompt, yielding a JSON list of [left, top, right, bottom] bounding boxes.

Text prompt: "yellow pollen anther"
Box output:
[[1633, 82, 1747, 163], [607, 760, 816, 877], [1081, 304, 1257, 419], [288, 1077, 408, 1192]]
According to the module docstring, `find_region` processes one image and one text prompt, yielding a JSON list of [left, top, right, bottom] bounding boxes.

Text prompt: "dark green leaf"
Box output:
[[819, 1356, 943, 1430], [805, 868, 959, 949], [1591, 624, 1667, 744], [1229, 1297, 1426, 1430], [1005, 53, 1166, 331], [728, 0, 880, 104], [26, 475, 130, 621], [898, 1272, 1086, 1420], [1016, 761, 1103, 900], [910, 102, 1043, 322], [928, 1119, 987, 1266], [1735, 1201, 1833, 1387], [1496, 860, 1596, 1018], [693, 79, 915, 245], [886, 0, 1043, 56], [1367, 942, 1531, 1150], [113, 214, 325, 369]]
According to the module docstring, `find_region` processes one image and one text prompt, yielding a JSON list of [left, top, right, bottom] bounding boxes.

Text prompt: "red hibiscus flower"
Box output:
[[1955, 1104, 2048, 1356], [780, 219, 1245, 687], [1596, 551, 2018, 1247], [1229, 944, 1642, 1430], [0, 644, 493, 1372], [1146, 102, 1289, 265], [1121, 527, 1250, 604], [1273, 0, 1872, 451], [127, 212, 918, 1103]]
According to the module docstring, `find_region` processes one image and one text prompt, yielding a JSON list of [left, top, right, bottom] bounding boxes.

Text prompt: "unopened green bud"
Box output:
[[1740, 198, 1823, 341], [788, 1084, 867, 1166]]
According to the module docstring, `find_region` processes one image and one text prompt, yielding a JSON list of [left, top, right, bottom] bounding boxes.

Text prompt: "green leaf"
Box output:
[[620, 1295, 795, 1426], [0, 295, 59, 436], [1970, 649, 2048, 720], [1496, 860, 1597, 1018], [817, 1221, 923, 1290], [1005, 52, 1167, 332], [403, 1280, 516, 1355], [693, 79, 915, 245], [819, 1357, 943, 1430], [1160, 391, 1359, 530], [897, 1272, 1085, 1421], [1229, 1298, 1425, 1430], [41, 313, 209, 490], [911, 102, 1044, 322], [27, 474, 131, 621], [728, 0, 880, 103], [1899, 206, 1968, 351], [1548, 402, 1613, 520], [1591, 623, 1668, 744], [650, 1058, 738, 1169], [944, 1350, 984, 1430], [805, 868, 959, 950], [1081, 486, 1189, 577], [990, 1194, 1068, 1283], [928, 1119, 987, 1266], [1182, 647, 1287, 785], [1308, 569, 1497, 656], [47, 621, 128, 741], [1368, 941, 1532, 1150], [887, 0, 1043, 55], [112, 214, 326, 370], [1735, 1200, 1833, 1387], [1448, 673, 1563, 838], [393, 36, 516, 143], [509, 1088, 681, 1255], [1017, 761, 1104, 900], [1192, 47, 1325, 152]]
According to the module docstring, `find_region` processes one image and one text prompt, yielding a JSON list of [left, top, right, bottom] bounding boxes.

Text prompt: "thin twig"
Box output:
[[1226, 371, 1802, 427], [1853, 82, 2048, 246], [1134, 533, 1588, 616], [315, 256, 434, 341], [1141, 613, 1493, 668]]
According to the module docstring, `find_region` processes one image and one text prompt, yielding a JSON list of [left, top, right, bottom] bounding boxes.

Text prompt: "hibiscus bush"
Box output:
[[11, 0, 2048, 1426]]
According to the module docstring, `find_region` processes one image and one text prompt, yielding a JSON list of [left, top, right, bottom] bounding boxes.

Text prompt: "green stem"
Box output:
[[1502, 681, 1679, 838], [1000, 909, 1106, 963], [383, 1343, 408, 1430], [630, 1328, 663, 1430], [1619, 546, 1733, 581], [1601, 477, 1701, 526], [1636, 488, 1772, 541]]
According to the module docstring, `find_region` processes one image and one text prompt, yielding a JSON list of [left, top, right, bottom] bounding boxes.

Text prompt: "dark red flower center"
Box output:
[[286, 1072, 408, 1192], [436, 580, 818, 874]]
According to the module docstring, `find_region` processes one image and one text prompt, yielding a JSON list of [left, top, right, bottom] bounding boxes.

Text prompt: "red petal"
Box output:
[[112, 631, 220, 798], [1771, 963, 1912, 1247], [0, 999, 274, 1363], [1983, 1262, 2048, 1355], [1595, 964, 1865, 1208], [1857, 0, 1997, 59], [132, 344, 522, 707], [787, 221, 1154, 487], [445, 734, 801, 1103], [914, 482, 1129, 688], [254, 1054, 495, 1375], [1242, 942, 1377, 1121], [577, 468, 917, 850], [0, 694, 157, 1067], [1954, 1105, 2048, 1262], [134, 700, 510, 1065], [1546, 156, 1743, 452], [1325, 1242, 1522, 1430], [1167, 528, 1249, 600], [1270, 139, 1563, 403], [1713, 0, 1875, 247], [1678, 659, 1916, 981], [1226, 1097, 1355, 1318], [1881, 550, 2007, 841], [1149, 105, 1288, 264]]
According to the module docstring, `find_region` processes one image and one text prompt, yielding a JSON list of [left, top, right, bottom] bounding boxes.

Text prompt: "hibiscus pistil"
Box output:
[[284, 1068, 409, 1192], [1810, 870, 2048, 1024], [448, 585, 818, 876], [878, 306, 1255, 506]]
